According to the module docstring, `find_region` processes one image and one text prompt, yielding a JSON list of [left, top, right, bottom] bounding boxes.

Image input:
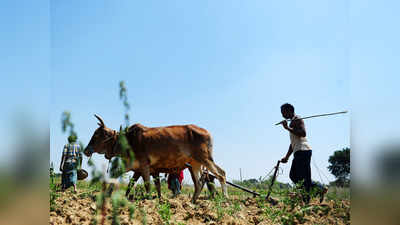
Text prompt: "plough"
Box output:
[[185, 161, 281, 204]]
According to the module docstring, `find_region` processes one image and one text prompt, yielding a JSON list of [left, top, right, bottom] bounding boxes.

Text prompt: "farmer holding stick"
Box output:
[[279, 103, 327, 203]]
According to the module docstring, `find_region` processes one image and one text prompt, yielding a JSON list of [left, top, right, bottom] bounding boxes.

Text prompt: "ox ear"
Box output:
[[94, 114, 105, 127]]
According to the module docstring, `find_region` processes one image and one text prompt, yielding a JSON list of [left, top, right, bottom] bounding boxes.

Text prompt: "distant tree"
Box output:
[[328, 147, 350, 187], [244, 178, 258, 185]]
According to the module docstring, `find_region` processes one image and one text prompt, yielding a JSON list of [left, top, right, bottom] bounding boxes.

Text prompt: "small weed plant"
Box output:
[[158, 201, 172, 224]]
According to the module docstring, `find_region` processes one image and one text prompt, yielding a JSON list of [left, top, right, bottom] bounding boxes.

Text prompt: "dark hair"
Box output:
[[281, 103, 295, 113], [68, 135, 77, 143]]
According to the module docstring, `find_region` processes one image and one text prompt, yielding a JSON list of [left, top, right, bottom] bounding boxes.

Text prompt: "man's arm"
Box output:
[[60, 155, 65, 172], [60, 145, 67, 171], [281, 119, 306, 137], [281, 144, 293, 163], [78, 145, 83, 169]]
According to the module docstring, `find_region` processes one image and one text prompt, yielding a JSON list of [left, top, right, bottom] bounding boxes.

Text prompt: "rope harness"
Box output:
[[312, 157, 331, 184], [102, 130, 119, 174], [261, 163, 283, 182]]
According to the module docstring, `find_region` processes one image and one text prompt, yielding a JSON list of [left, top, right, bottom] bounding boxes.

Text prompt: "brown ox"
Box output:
[[84, 115, 227, 203]]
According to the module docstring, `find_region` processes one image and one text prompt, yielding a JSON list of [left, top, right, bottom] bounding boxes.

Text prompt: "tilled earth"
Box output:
[[50, 189, 350, 225]]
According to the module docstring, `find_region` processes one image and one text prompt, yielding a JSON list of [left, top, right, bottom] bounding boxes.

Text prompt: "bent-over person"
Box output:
[[167, 169, 184, 197]]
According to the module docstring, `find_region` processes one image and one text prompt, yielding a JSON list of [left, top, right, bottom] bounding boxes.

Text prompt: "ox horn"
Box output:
[[94, 114, 105, 127]]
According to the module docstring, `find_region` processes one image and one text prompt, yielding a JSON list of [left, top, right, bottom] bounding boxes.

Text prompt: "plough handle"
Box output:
[[266, 160, 280, 199]]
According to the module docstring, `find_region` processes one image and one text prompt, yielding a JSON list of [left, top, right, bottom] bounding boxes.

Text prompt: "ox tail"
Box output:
[[189, 125, 214, 162], [204, 135, 226, 179], [192, 127, 214, 162], [190, 127, 227, 197]]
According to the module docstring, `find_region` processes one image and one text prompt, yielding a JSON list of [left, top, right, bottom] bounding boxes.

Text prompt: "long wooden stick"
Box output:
[[185, 163, 261, 197], [275, 110, 348, 125]]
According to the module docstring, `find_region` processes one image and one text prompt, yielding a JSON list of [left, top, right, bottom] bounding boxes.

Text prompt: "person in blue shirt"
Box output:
[[60, 135, 82, 192]]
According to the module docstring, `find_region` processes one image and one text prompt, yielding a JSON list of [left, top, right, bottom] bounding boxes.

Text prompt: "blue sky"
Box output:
[[2, 0, 398, 187], [350, 0, 400, 183], [0, 0, 49, 168], [14, 0, 400, 186], [49, 0, 351, 185], [0, 0, 399, 200]]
